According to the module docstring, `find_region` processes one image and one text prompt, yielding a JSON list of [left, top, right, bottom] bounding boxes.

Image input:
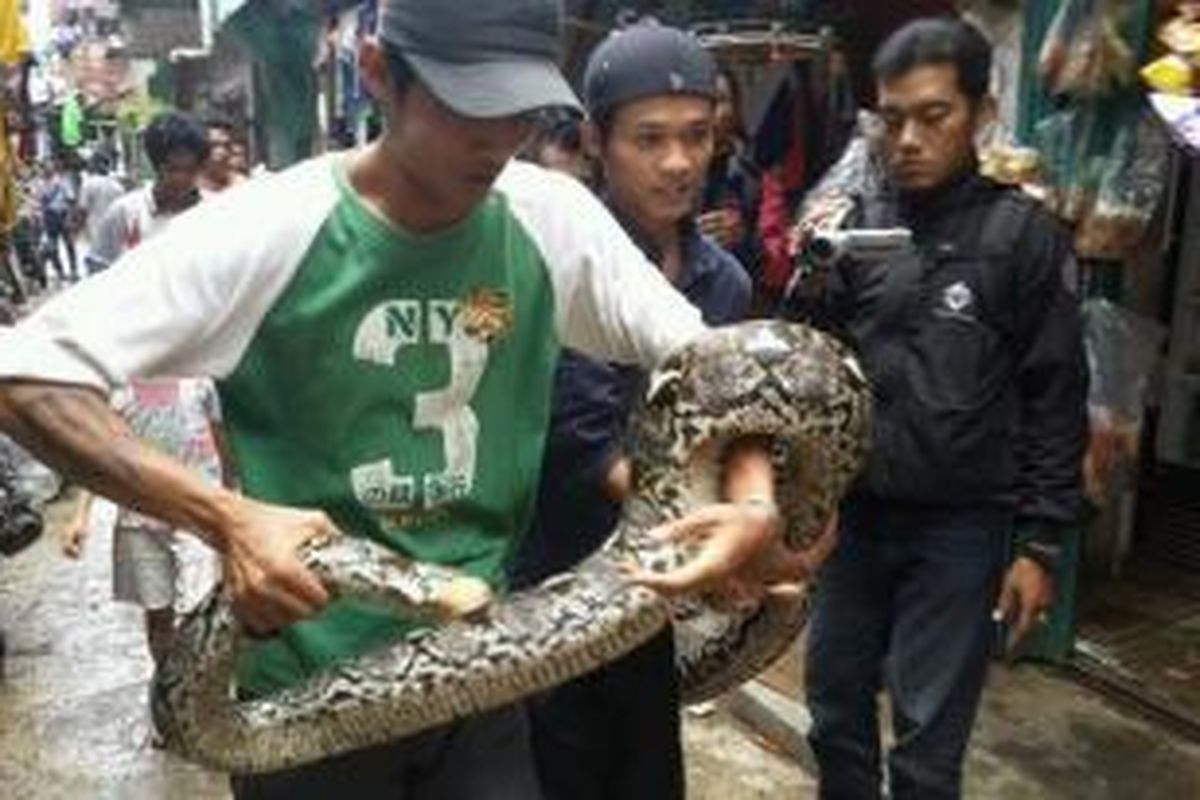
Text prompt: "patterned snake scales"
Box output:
[[152, 320, 871, 774]]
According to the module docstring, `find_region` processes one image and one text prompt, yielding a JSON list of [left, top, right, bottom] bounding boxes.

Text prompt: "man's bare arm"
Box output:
[[0, 381, 330, 631], [0, 381, 238, 541]]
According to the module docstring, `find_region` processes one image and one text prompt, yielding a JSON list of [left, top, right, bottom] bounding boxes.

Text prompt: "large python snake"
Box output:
[[152, 320, 871, 774]]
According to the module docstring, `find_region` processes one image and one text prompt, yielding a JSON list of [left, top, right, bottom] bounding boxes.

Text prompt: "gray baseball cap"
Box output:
[[379, 0, 581, 119]]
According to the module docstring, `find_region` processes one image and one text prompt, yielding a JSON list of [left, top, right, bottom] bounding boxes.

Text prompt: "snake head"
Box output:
[[420, 569, 495, 623]]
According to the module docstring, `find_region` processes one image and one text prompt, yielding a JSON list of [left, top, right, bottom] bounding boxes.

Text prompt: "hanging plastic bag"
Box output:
[[1082, 299, 1167, 502], [794, 111, 885, 228], [1075, 113, 1170, 258], [783, 113, 886, 305], [1034, 106, 1099, 221], [1041, 0, 1135, 97]]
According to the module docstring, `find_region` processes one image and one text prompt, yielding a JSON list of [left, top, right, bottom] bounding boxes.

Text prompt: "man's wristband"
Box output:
[[737, 495, 778, 514], [1017, 540, 1062, 573], [1015, 521, 1067, 573], [737, 496, 781, 536]]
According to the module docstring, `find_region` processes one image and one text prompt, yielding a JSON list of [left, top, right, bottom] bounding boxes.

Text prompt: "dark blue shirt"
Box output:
[[509, 220, 752, 588]]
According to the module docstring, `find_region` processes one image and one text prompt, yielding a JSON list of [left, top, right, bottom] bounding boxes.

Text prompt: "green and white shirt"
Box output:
[[0, 155, 704, 694]]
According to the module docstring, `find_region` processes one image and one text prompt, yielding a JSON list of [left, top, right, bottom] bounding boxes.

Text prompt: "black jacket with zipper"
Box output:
[[784, 173, 1088, 531]]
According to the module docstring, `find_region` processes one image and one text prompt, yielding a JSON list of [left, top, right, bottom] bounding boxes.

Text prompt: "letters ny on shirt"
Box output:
[[349, 296, 495, 522]]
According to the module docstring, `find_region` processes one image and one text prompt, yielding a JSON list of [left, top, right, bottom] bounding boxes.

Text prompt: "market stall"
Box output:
[[999, 0, 1200, 739]]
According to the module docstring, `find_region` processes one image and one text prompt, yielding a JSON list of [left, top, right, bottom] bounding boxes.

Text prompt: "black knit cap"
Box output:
[[583, 19, 718, 118]]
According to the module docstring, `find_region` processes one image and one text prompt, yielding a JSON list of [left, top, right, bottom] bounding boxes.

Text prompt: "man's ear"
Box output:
[[359, 38, 390, 104]]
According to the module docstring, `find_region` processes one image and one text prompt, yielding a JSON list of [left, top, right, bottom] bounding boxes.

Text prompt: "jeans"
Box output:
[[230, 704, 542, 800], [42, 211, 77, 282], [805, 498, 1009, 800], [526, 629, 684, 800]]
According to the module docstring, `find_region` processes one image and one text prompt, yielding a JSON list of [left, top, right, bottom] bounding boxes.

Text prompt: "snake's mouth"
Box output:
[[429, 576, 494, 622]]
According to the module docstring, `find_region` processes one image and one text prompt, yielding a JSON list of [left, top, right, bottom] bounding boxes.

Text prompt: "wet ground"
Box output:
[[1073, 557, 1200, 733], [970, 663, 1200, 799], [0, 496, 807, 799]]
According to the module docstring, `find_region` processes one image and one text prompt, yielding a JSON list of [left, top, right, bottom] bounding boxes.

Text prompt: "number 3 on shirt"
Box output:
[[349, 300, 487, 512]]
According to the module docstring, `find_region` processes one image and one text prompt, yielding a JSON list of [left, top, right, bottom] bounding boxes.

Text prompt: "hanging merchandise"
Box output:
[[59, 92, 83, 148], [1040, 0, 1136, 97], [1081, 299, 1166, 502], [1141, 53, 1195, 95], [0, 100, 15, 235], [1141, 2, 1200, 95], [1149, 91, 1200, 152], [1034, 105, 1098, 223], [1158, 4, 1200, 59], [1035, 103, 1168, 259], [0, 0, 29, 67], [794, 111, 884, 226], [1022, 0, 1166, 261], [1075, 113, 1169, 258], [226, 1, 321, 170]]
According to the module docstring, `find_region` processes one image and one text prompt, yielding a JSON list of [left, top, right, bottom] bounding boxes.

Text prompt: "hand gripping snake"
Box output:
[[152, 320, 872, 774]]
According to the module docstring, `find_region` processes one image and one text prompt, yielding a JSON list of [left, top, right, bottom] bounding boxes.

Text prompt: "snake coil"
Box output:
[[152, 320, 871, 774]]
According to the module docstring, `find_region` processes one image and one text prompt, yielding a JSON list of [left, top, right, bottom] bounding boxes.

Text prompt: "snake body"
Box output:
[[152, 320, 871, 774]]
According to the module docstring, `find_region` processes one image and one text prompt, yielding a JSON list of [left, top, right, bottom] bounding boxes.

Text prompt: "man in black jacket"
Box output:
[[783, 18, 1088, 800]]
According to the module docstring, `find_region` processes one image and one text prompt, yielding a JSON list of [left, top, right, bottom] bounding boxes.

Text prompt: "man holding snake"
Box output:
[[0, 0, 828, 797]]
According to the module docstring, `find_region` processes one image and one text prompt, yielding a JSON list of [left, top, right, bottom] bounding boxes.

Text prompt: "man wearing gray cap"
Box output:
[[0, 1, 817, 796]]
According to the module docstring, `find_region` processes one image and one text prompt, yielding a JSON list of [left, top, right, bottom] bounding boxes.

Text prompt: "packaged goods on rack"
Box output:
[[979, 144, 1044, 187], [1041, 0, 1136, 97], [1082, 299, 1167, 500], [1034, 106, 1099, 222], [1031, 96, 1168, 260], [1075, 113, 1170, 258], [1141, 53, 1196, 94], [1141, 1, 1200, 95]]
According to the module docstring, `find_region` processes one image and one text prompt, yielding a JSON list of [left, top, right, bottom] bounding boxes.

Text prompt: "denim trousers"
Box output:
[[805, 498, 1009, 800]]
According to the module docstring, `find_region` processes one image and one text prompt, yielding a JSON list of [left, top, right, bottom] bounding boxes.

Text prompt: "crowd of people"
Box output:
[[0, 2, 1088, 799], [1, 113, 253, 302], [1, 110, 255, 698]]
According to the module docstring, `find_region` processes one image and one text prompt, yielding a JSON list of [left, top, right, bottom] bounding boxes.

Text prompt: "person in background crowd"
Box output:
[[198, 119, 243, 194], [228, 138, 252, 178], [0, 1, 803, 795], [783, 19, 1088, 800], [89, 112, 208, 271], [510, 20, 809, 800], [37, 157, 79, 283], [62, 379, 230, 672], [699, 66, 762, 285], [77, 152, 126, 274], [6, 162, 46, 293], [63, 111, 225, 682]]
